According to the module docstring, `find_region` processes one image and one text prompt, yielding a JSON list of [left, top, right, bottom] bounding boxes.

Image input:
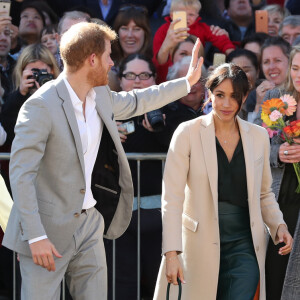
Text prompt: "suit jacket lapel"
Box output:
[[237, 117, 254, 213], [200, 113, 218, 218], [55, 76, 85, 175]]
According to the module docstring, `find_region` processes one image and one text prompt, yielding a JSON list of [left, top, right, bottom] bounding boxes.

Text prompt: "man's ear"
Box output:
[[88, 53, 97, 66]]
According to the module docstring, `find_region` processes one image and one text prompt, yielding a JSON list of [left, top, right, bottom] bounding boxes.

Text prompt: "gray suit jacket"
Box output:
[[3, 74, 188, 256]]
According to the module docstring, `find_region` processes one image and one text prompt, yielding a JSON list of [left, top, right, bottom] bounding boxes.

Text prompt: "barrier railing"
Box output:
[[0, 152, 167, 300]]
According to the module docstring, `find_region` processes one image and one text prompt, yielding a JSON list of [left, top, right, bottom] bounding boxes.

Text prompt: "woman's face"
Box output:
[[268, 11, 283, 37], [19, 8, 44, 38], [231, 55, 258, 89], [41, 32, 58, 55], [118, 20, 145, 56], [244, 42, 261, 61], [262, 45, 289, 86], [173, 41, 194, 63], [24, 60, 53, 74], [211, 78, 240, 122], [120, 58, 155, 92], [290, 52, 300, 93]]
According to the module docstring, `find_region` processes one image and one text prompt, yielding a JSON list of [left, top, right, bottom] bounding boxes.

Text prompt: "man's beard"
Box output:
[[87, 66, 108, 87]]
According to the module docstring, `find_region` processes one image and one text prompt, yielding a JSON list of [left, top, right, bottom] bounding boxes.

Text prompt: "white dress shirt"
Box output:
[[29, 77, 102, 244]]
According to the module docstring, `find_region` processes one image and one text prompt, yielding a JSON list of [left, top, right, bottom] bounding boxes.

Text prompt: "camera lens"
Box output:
[[146, 109, 165, 132]]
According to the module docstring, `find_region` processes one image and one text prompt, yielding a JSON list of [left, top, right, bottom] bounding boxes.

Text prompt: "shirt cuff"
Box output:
[[185, 78, 191, 93], [28, 235, 48, 244]]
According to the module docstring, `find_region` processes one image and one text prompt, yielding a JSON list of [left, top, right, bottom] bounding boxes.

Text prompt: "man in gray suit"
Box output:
[[3, 22, 203, 299]]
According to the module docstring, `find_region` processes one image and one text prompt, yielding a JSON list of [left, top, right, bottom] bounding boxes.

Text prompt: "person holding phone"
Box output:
[[154, 63, 292, 300], [153, 0, 235, 83]]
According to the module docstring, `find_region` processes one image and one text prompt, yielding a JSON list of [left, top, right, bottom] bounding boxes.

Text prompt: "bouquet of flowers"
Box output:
[[261, 94, 300, 193]]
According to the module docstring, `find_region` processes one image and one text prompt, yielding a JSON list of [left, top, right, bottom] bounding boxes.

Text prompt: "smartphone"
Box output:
[[213, 53, 226, 66], [118, 121, 135, 135], [255, 10, 268, 34], [173, 11, 187, 32], [0, 0, 11, 17]]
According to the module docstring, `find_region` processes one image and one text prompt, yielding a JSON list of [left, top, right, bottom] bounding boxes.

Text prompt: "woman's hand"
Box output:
[[19, 69, 37, 96], [142, 113, 166, 132], [276, 224, 293, 255], [116, 121, 127, 143], [279, 140, 300, 164], [255, 80, 275, 112], [165, 251, 185, 285]]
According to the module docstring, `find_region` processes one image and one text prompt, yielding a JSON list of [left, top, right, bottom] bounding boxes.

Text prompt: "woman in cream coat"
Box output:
[[154, 64, 293, 300]]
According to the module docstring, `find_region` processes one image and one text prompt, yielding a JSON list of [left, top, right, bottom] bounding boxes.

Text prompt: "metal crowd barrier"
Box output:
[[0, 152, 167, 300]]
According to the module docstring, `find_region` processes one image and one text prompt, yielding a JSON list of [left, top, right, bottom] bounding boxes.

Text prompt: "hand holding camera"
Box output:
[[20, 68, 54, 96]]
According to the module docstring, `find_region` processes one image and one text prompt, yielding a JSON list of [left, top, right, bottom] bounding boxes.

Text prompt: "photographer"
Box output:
[[0, 43, 59, 146]]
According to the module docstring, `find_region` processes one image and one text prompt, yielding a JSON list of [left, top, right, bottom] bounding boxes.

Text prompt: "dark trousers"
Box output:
[[105, 208, 162, 300], [266, 204, 300, 300]]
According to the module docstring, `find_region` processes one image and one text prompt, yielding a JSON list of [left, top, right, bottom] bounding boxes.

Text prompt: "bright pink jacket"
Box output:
[[153, 16, 235, 83]]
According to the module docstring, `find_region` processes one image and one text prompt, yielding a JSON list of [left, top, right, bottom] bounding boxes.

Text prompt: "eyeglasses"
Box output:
[[121, 72, 153, 80], [119, 5, 148, 15]]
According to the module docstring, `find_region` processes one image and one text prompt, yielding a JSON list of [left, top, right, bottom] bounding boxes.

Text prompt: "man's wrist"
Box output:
[[28, 235, 48, 244]]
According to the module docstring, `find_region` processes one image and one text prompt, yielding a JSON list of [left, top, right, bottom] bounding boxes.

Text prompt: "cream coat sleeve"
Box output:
[[0, 175, 13, 232]]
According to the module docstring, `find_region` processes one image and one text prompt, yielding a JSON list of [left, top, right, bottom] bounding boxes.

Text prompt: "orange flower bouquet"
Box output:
[[261, 95, 300, 193]]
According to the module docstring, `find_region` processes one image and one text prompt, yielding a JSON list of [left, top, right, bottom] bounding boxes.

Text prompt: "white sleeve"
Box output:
[[28, 235, 48, 244], [0, 123, 7, 146]]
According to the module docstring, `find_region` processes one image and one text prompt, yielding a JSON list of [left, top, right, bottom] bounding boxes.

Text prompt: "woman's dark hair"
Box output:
[[111, 5, 152, 63], [261, 36, 291, 59], [118, 53, 156, 78], [226, 49, 259, 71], [40, 24, 58, 38], [241, 32, 269, 49], [205, 63, 250, 113]]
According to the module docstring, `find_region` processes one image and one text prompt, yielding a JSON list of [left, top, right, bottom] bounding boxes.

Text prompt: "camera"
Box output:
[[28, 68, 54, 87], [146, 109, 165, 132]]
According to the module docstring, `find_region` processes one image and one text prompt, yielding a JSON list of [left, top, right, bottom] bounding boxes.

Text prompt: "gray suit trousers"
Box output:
[[19, 208, 107, 300]]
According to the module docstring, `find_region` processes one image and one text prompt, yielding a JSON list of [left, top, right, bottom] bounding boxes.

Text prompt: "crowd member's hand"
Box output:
[[116, 121, 127, 143], [165, 251, 185, 285], [19, 69, 39, 96], [0, 8, 12, 30], [186, 38, 204, 87], [279, 138, 300, 163], [29, 239, 62, 272], [157, 18, 189, 65], [210, 25, 229, 37], [255, 80, 275, 112], [142, 113, 166, 132], [276, 224, 293, 255]]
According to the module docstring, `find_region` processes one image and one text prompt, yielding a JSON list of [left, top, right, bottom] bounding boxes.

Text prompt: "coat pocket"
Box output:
[[182, 213, 198, 232]]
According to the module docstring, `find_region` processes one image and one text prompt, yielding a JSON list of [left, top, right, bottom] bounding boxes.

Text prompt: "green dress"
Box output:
[[216, 137, 259, 300]]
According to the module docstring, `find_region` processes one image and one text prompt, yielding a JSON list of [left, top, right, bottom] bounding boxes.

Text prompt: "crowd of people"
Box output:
[[0, 0, 299, 299]]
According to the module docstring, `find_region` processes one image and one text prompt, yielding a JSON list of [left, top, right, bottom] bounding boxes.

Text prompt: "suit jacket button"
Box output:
[[74, 213, 80, 217], [80, 189, 85, 194]]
